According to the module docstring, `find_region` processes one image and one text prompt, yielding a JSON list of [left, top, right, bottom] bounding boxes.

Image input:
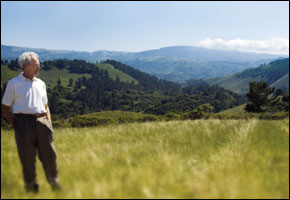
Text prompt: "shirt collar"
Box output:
[[18, 73, 38, 82]]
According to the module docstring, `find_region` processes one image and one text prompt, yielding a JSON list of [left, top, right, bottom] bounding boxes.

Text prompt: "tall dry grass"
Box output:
[[1, 119, 289, 198]]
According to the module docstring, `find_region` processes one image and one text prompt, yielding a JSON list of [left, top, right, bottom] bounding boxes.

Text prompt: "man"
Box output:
[[2, 52, 61, 193]]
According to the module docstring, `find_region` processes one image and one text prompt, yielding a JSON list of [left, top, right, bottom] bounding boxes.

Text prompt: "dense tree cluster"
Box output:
[[2, 59, 247, 122], [245, 81, 289, 113]]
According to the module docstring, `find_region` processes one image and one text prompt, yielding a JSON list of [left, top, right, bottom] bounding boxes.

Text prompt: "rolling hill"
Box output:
[[1, 62, 137, 88], [1, 58, 246, 124], [2, 44, 286, 82], [206, 58, 289, 94]]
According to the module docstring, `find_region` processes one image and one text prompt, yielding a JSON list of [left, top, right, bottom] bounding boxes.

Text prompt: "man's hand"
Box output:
[[1, 104, 14, 126], [45, 104, 52, 123]]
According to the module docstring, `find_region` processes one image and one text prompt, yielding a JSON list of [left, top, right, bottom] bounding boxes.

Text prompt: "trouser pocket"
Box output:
[[36, 117, 54, 143]]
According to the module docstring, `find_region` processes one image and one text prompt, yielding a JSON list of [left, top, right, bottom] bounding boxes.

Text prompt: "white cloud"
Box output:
[[197, 38, 289, 55]]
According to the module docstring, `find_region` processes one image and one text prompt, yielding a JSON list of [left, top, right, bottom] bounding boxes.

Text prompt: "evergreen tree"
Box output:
[[245, 82, 276, 112], [57, 78, 62, 91], [68, 78, 74, 87]]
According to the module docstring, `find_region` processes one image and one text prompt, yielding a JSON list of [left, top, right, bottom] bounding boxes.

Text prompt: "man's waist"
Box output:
[[14, 113, 47, 118]]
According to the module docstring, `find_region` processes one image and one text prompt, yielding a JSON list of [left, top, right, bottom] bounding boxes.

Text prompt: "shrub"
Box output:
[[182, 104, 214, 120], [165, 112, 181, 121], [136, 114, 159, 122], [69, 116, 116, 127], [259, 112, 289, 120]]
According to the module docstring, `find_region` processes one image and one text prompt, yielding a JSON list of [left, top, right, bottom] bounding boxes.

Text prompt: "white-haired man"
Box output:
[[2, 52, 61, 193]]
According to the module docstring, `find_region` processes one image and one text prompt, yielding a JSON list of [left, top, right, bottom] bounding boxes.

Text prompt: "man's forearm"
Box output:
[[1, 104, 14, 125], [45, 104, 52, 122]]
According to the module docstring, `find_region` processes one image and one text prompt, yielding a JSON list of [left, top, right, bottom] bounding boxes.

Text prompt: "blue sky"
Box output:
[[1, 1, 289, 54]]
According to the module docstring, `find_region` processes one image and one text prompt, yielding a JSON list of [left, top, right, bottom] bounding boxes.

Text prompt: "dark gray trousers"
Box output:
[[13, 115, 59, 191]]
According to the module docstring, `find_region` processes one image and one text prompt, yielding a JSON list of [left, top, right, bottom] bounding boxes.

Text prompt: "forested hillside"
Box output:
[[2, 44, 285, 82], [1, 59, 246, 123], [206, 58, 289, 94]]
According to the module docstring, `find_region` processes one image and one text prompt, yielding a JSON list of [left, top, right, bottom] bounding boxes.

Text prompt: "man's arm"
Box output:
[[45, 104, 52, 122], [1, 104, 14, 125]]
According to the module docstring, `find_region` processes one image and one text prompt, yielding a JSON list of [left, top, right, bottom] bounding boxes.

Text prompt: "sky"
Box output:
[[1, 1, 289, 55]]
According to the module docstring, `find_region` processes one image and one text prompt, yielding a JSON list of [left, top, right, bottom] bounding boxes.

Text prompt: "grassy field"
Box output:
[[96, 63, 138, 84], [1, 119, 289, 199], [1, 65, 91, 88], [1, 63, 137, 88]]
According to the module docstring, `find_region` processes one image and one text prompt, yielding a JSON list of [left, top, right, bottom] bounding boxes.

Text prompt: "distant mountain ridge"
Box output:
[[1, 44, 287, 82], [2, 44, 283, 62]]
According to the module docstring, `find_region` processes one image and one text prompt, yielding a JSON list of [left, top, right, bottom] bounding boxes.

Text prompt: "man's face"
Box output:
[[24, 58, 40, 77]]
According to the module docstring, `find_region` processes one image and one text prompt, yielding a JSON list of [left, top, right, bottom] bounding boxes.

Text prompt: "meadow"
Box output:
[[1, 119, 289, 199]]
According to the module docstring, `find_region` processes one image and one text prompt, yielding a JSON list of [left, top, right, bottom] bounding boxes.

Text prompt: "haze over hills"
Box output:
[[1, 44, 287, 82]]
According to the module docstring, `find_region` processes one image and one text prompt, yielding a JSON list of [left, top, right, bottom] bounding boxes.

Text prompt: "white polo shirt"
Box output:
[[2, 73, 48, 114]]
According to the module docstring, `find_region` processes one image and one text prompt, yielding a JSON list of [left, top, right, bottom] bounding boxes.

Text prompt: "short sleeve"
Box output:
[[1, 81, 15, 107], [43, 82, 48, 105]]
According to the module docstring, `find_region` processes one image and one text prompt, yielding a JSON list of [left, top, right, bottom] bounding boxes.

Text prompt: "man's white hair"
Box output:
[[18, 52, 39, 69]]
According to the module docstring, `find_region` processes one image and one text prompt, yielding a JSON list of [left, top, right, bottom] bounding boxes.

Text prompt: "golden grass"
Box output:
[[1, 119, 289, 198]]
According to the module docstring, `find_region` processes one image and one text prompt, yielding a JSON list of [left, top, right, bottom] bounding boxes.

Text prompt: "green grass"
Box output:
[[1, 65, 22, 85], [219, 104, 247, 114], [1, 63, 137, 88], [1, 119, 289, 198], [96, 63, 138, 84], [271, 73, 289, 91], [76, 110, 158, 122], [66, 111, 159, 127], [38, 67, 91, 88], [206, 74, 261, 94], [1, 65, 91, 88]]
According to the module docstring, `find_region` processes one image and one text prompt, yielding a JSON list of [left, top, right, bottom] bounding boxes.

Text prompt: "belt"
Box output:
[[14, 113, 47, 119]]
